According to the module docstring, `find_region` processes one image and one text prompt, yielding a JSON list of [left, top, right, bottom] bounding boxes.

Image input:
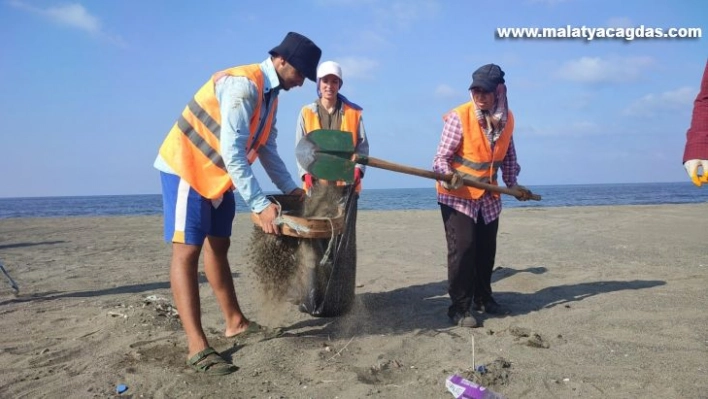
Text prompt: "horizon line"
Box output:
[[0, 180, 694, 200]]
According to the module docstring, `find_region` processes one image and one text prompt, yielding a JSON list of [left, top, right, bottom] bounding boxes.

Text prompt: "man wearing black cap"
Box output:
[[154, 32, 321, 374], [433, 64, 532, 328]]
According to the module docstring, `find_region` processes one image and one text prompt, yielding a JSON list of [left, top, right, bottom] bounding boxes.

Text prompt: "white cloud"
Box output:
[[358, 30, 390, 50], [372, 0, 441, 30], [555, 56, 654, 84], [521, 121, 603, 138], [335, 56, 379, 80], [8, 1, 125, 46], [314, 0, 375, 5], [606, 17, 634, 29], [623, 86, 698, 117], [434, 84, 457, 98], [527, 0, 572, 5], [9, 1, 99, 33], [390, 1, 440, 28]]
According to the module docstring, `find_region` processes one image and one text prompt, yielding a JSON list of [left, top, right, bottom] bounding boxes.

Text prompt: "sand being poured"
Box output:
[[245, 186, 350, 308]]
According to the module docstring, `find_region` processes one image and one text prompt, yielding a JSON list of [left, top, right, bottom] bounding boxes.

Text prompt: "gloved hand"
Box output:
[[441, 172, 463, 190], [684, 159, 708, 187], [511, 184, 532, 201], [303, 173, 314, 190], [289, 187, 307, 201], [354, 168, 363, 184]]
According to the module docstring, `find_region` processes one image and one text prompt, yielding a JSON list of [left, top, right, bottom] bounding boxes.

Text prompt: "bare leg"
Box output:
[[170, 242, 209, 358], [203, 236, 249, 337]]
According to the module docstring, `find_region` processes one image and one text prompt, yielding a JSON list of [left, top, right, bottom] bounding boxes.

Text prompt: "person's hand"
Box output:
[[354, 168, 363, 185], [684, 159, 708, 187], [303, 174, 314, 190], [289, 187, 307, 202], [256, 203, 280, 235], [441, 172, 463, 190], [511, 184, 532, 201]]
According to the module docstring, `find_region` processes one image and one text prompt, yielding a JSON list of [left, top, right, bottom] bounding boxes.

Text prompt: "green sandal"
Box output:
[[186, 347, 237, 376], [228, 322, 283, 341]]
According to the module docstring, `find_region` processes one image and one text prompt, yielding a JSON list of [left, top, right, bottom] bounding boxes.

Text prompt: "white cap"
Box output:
[[316, 61, 343, 85]]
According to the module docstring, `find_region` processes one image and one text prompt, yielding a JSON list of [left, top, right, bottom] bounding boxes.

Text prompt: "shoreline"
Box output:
[[0, 201, 706, 221], [1, 204, 707, 398]]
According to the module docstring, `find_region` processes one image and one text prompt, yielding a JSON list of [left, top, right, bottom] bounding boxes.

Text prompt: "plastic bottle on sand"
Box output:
[[445, 374, 505, 399]]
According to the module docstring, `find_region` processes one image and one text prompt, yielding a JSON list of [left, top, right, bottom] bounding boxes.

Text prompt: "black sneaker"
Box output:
[[449, 311, 478, 328], [480, 299, 510, 315]]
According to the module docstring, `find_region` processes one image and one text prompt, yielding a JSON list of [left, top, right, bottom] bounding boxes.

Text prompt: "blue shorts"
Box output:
[[160, 172, 235, 245]]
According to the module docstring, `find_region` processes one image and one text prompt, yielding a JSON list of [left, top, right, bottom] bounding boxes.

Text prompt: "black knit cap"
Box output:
[[268, 32, 322, 82], [469, 63, 505, 92]]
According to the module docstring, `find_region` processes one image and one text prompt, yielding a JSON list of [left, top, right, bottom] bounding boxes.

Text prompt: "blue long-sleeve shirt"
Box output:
[[154, 58, 298, 213]]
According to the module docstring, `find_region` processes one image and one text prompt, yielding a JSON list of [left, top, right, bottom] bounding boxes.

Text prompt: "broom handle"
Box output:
[[354, 155, 541, 201]]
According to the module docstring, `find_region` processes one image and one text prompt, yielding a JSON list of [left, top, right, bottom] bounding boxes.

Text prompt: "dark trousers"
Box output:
[[440, 204, 499, 315]]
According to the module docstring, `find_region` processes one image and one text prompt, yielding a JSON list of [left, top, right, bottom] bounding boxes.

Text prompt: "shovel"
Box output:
[[296, 129, 541, 200]]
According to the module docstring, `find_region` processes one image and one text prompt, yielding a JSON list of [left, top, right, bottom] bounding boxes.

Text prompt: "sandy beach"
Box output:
[[0, 204, 707, 398]]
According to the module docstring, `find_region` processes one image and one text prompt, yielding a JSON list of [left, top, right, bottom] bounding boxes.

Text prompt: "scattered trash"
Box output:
[[508, 326, 531, 338], [459, 358, 512, 389], [116, 384, 128, 394], [524, 333, 550, 349], [144, 294, 168, 303], [446, 374, 505, 399], [508, 326, 550, 348], [143, 294, 178, 317], [107, 311, 127, 319]]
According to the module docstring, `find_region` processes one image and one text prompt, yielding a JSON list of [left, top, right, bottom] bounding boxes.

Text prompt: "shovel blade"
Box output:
[[295, 129, 357, 183], [307, 129, 356, 153], [308, 152, 356, 183]]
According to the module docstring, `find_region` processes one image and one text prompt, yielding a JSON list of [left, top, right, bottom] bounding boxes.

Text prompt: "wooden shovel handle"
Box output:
[[355, 155, 541, 201]]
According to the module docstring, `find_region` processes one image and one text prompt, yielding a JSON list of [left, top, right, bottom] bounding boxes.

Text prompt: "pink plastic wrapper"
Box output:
[[445, 374, 505, 399]]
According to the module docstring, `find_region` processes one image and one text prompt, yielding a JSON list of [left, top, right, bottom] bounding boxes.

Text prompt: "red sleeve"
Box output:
[[683, 60, 708, 163]]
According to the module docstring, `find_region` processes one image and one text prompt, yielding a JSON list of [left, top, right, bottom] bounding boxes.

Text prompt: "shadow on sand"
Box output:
[[0, 272, 240, 306], [0, 240, 66, 250], [280, 266, 665, 339]]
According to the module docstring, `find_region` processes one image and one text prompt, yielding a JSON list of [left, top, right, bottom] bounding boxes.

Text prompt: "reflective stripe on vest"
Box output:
[[436, 102, 514, 199], [301, 103, 362, 191], [158, 64, 277, 199]]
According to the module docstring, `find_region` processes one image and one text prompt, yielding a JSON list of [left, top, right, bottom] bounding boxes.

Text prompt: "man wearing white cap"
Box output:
[[294, 61, 369, 316], [296, 61, 369, 190]]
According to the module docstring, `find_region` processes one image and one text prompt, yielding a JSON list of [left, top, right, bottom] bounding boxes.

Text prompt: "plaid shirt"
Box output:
[[432, 110, 520, 223], [683, 60, 708, 163]]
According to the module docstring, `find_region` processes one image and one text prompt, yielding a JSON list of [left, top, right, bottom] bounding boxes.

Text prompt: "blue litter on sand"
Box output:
[[116, 384, 128, 394], [476, 365, 487, 374]]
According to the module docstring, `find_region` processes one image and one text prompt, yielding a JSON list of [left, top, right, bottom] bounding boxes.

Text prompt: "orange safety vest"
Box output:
[[301, 102, 363, 192], [158, 64, 278, 199], [436, 102, 514, 199]]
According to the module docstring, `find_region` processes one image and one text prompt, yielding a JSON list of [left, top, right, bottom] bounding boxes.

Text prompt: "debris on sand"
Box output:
[[508, 325, 550, 348], [459, 357, 512, 388]]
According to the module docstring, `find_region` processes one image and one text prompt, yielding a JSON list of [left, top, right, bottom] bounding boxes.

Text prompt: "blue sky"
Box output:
[[0, 0, 705, 198]]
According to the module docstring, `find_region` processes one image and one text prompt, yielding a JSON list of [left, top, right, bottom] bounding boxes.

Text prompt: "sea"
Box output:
[[0, 182, 706, 219]]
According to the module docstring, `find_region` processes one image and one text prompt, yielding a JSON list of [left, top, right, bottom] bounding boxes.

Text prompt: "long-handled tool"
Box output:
[[0, 260, 19, 295], [296, 129, 541, 200]]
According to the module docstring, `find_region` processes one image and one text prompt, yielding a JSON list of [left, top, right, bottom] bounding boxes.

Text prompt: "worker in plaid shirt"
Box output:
[[433, 64, 532, 329], [683, 59, 708, 187]]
